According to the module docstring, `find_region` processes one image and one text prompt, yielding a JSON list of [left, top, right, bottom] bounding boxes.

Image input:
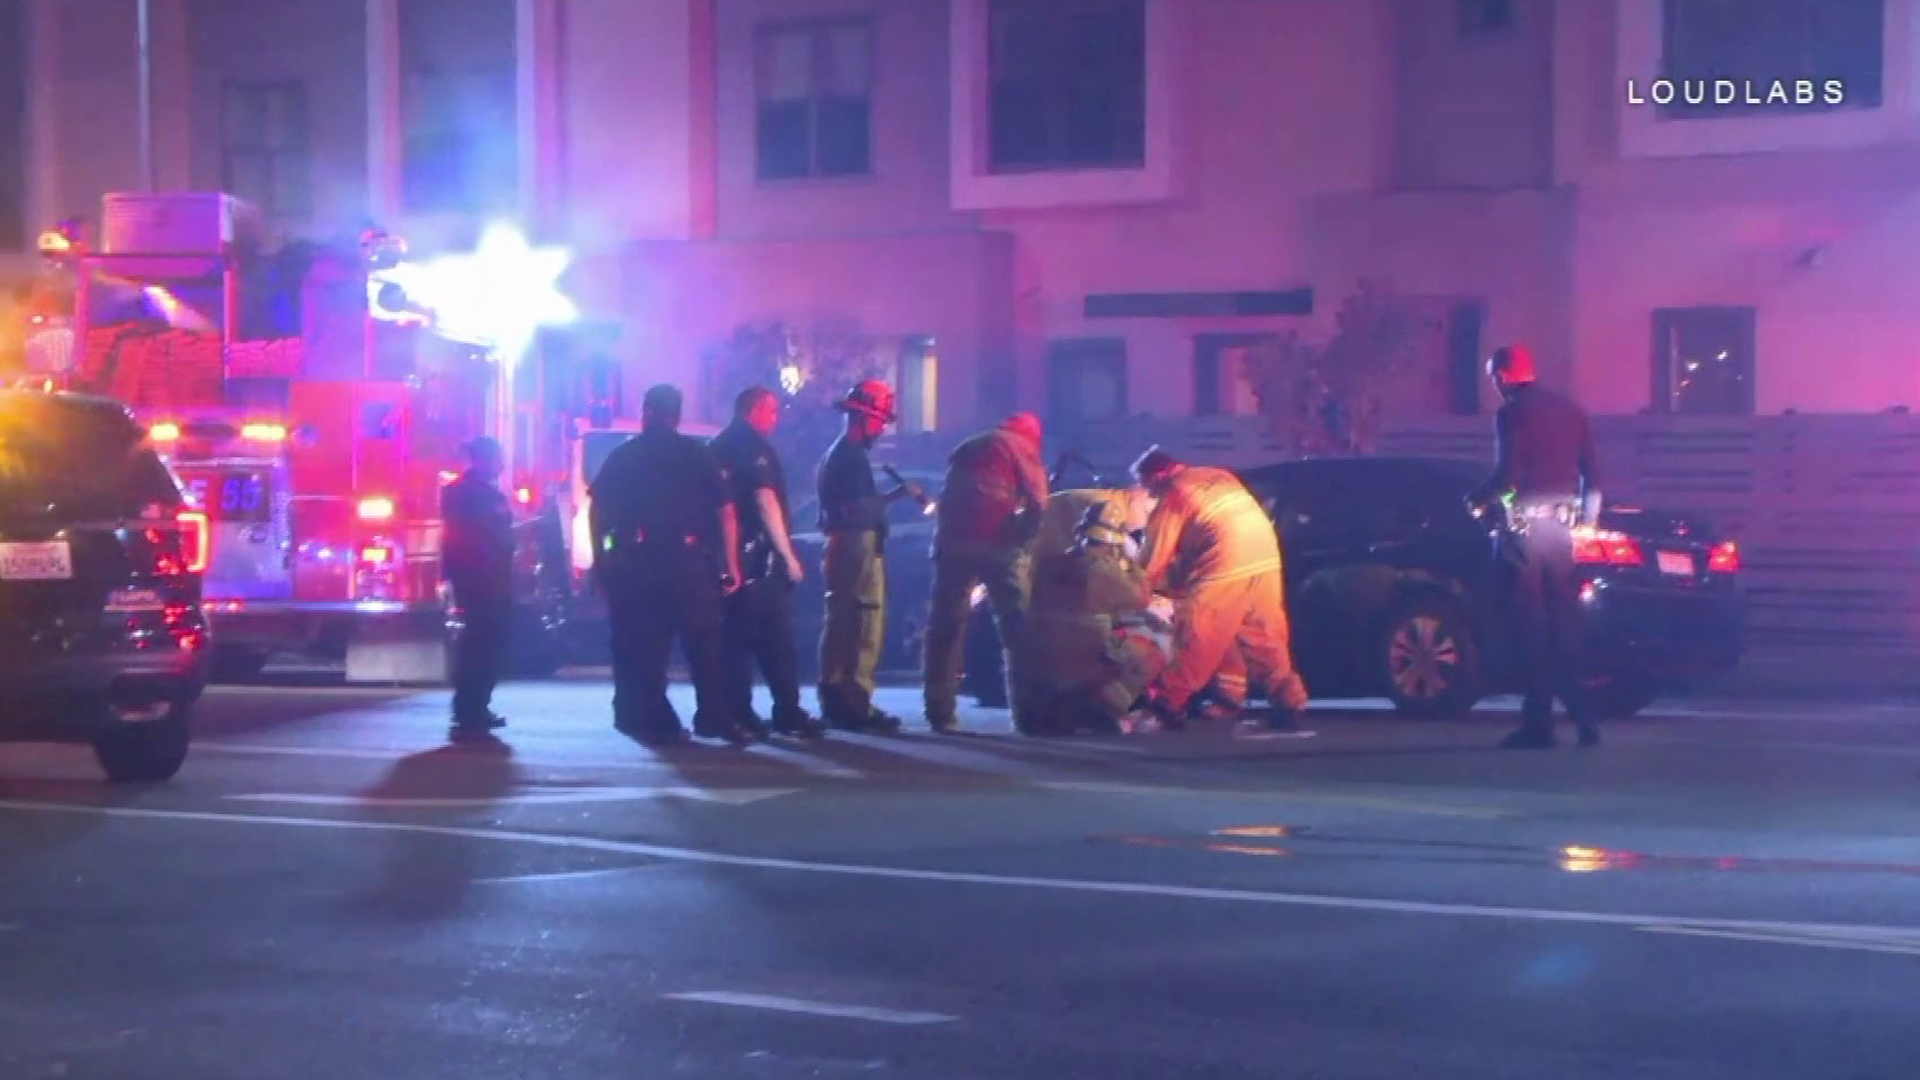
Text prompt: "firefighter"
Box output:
[[1033, 485, 1152, 561], [710, 385, 826, 739], [815, 379, 918, 733], [589, 384, 754, 748], [441, 436, 514, 740], [1129, 447, 1311, 734], [923, 413, 1049, 733], [1015, 501, 1169, 736], [1469, 344, 1604, 749]]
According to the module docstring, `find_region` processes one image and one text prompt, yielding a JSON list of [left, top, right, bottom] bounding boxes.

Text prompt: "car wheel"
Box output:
[[93, 699, 192, 784], [1378, 594, 1481, 719]]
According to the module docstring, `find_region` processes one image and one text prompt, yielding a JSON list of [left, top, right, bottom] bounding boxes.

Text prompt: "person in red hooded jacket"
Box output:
[[923, 413, 1050, 732]]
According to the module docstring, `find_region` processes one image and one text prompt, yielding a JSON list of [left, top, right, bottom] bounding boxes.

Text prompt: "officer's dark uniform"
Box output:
[[709, 418, 809, 731], [441, 469, 514, 731], [1471, 381, 1602, 745], [590, 429, 737, 744], [815, 432, 892, 728]]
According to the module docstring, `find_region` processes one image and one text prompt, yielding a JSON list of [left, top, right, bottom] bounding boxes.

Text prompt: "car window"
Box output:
[[0, 401, 182, 520]]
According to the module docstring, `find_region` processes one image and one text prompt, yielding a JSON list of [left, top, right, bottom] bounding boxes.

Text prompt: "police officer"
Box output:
[[590, 384, 754, 747], [710, 386, 827, 739], [1469, 344, 1604, 749], [441, 436, 514, 739], [923, 413, 1049, 734], [815, 380, 917, 733]]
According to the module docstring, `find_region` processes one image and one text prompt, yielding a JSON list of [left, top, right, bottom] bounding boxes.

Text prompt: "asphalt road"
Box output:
[[3, 678, 1919, 1079]]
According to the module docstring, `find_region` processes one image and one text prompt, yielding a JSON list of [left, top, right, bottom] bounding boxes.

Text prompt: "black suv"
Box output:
[[0, 390, 210, 781], [964, 456, 1745, 718]]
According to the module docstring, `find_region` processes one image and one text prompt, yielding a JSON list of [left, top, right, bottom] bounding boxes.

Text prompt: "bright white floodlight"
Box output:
[[370, 223, 578, 365]]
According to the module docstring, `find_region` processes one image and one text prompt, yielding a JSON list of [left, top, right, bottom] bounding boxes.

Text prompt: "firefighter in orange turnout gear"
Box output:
[[1130, 447, 1311, 734]]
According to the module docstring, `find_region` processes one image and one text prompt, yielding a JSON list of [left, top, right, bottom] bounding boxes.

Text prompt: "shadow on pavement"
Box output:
[[341, 740, 521, 923], [194, 684, 423, 739]]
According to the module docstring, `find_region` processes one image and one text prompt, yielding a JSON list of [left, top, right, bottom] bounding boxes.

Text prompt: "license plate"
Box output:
[[106, 587, 164, 611], [0, 541, 75, 581], [1657, 551, 1695, 576]]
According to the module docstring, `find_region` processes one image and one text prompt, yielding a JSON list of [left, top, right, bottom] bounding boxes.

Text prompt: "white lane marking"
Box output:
[[1033, 780, 1515, 820], [1640, 924, 1920, 957], [4, 799, 1916, 947], [474, 865, 656, 886], [663, 991, 956, 1025], [225, 787, 800, 808], [197, 740, 872, 778], [199, 743, 447, 762]]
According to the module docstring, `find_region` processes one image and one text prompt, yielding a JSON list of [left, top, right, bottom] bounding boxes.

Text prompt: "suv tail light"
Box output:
[[1708, 541, 1740, 574], [176, 510, 209, 573], [1571, 527, 1643, 566]]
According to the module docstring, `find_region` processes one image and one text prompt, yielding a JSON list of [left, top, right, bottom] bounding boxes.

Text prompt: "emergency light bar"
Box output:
[[241, 422, 288, 442], [150, 422, 181, 442], [357, 497, 396, 522]]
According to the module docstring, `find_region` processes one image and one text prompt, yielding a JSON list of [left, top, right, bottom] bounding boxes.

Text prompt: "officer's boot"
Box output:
[[772, 706, 828, 739]]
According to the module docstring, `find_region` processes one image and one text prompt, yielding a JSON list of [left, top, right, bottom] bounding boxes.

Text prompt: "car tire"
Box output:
[[1377, 593, 1482, 719], [93, 700, 192, 784]]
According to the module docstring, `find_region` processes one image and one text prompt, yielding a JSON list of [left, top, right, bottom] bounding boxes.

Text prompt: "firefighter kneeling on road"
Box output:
[[1127, 447, 1312, 736], [1014, 502, 1170, 736]]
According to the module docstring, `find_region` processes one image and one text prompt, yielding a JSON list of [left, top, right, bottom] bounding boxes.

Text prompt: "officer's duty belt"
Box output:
[[1513, 502, 1577, 526], [627, 530, 701, 547]]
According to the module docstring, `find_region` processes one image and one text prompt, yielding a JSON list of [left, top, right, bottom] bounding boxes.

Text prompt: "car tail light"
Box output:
[[176, 510, 209, 573], [1571, 527, 1643, 566], [1708, 541, 1740, 574]]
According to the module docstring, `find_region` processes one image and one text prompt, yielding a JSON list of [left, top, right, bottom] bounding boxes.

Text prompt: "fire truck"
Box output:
[[29, 192, 572, 683]]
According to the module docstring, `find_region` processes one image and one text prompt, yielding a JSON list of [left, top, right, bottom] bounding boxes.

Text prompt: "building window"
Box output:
[[221, 82, 310, 219], [1459, 0, 1515, 36], [1652, 306, 1755, 415], [755, 19, 873, 181], [1046, 338, 1129, 432], [0, 0, 30, 249], [896, 336, 938, 434], [988, 0, 1146, 173], [1660, 0, 1883, 117], [400, 0, 517, 214]]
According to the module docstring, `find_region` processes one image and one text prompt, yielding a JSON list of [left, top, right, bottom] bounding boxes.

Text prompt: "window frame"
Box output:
[[985, 0, 1148, 175], [752, 16, 877, 183], [219, 80, 313, 220], [1656, 0, 1885, 120], [1650, 305, 1758, 417]]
